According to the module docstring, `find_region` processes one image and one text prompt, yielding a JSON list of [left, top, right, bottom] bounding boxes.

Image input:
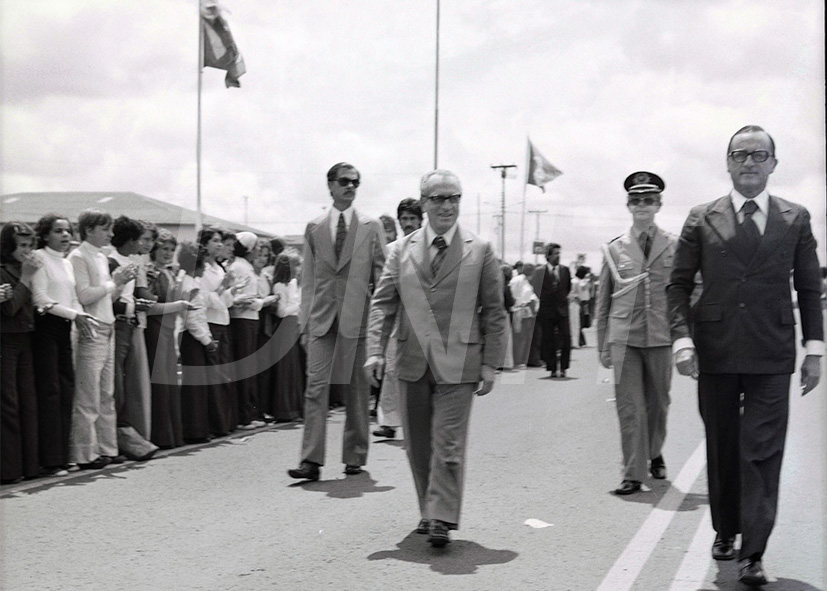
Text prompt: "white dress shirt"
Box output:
[[329, 206, 355, 244]]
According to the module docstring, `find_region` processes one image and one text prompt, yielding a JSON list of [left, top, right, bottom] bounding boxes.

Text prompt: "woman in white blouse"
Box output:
[[30, 214, 97, 474], [271, 252, 304, 422]]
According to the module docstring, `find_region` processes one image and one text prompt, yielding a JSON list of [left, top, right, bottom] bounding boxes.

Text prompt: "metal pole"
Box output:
[[433, 0, 440, 169], [490, 164, 516, 260], [243, 195, 248, 226], [528, 209, 547, 263], [196, 0, 204, 233]]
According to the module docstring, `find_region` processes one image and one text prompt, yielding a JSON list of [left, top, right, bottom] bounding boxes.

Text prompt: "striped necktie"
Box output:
[[335, 213, 347, 260], [431, 235, 448, 277]]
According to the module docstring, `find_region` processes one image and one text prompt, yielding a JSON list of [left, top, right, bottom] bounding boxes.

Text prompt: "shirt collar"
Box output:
[[331, 205, 355, 227], [630, 224, 657, 241], [43, 245, 67, 258], [424, 222, 458, 247], [79, 241, 103, 254], [730, 188, 769, 215]]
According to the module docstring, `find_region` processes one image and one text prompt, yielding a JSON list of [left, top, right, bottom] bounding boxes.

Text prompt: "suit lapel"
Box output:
[[620, 232, 646, 271], [704, 195, 752, 264], [433, 228, 468, 285], [336, 210, 364, 271], [749, 195, 794, 270], [407, 229, 431, 284], [313, 212, 337, 269]]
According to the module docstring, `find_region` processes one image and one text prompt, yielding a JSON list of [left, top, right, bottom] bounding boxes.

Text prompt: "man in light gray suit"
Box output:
[[288, 162, 386, 481], [365, 170, 507, 546]]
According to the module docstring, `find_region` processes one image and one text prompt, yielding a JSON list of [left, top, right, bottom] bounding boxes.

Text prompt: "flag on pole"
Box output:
[[526, 139, 563, 192], [201, 1, 246, 88]]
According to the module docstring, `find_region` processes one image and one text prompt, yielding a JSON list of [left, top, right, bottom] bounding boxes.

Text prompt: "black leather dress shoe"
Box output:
[[738, 558, 767, 586], [614, 480, 642, 495], [372, 426, 396, 439], [288, 461, 320, 481], [416, 518, 429, 534], [78, 456, 112, 470], [344, 464, 363, 475], [711, 533, 736, 560], [650, 456, 667, 479], [104, 455, 127, 464], [428, 520, 450, 547]]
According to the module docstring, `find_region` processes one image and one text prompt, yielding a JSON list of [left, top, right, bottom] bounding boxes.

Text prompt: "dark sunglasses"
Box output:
[[336, 178, 360, 188], [728, 150, 771, 163], [627, 196, 661, 206]]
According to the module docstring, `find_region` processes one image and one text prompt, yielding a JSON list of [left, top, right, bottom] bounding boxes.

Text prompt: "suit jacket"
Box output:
[[596, 225, 676, 351], [667, 194, 823, 374], [531, 263, 571, 320], [367, 225, 507, 384], [299, 208, 386, 339]]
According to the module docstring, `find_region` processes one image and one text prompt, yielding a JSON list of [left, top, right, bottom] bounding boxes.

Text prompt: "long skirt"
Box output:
[[145, 316, 183, 448], [272, 316, 304, 421], [1, 331, 39, 480]]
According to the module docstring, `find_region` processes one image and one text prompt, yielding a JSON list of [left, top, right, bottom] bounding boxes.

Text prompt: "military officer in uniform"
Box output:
[[595, 172, 676, 495]]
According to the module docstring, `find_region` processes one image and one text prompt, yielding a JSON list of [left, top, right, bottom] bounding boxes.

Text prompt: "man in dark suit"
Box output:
[[288, 162, 386, 481], [531, 243, 571, 377], [667, 125, 823, 587], [365, 170, 506, 547]]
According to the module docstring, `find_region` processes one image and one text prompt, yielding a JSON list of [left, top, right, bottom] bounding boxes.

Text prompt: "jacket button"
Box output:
[[738, 303, 746, 309], [721, 250, 727, 256], [741, 277, 747, 283]]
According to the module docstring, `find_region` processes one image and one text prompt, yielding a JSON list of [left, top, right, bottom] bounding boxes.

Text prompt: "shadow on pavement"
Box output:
[[367, 531, 518, 575], [289, 470, 395, 499], [608, 483, 708, 512]]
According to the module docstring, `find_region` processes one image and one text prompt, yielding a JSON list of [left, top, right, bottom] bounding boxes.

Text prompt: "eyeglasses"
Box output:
[[427, 194, 461, 205], [728, 150, 772, 163], [627, 196, 660, 206], [336, 178, 360, 188]]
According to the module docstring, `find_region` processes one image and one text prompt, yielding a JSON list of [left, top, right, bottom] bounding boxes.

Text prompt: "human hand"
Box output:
[[74, 313, 100, 339], [599, 349, 612, 369], [20, 253, 42, 279], [675, 348, 698, 379], [0, 284, 11, 302], [800, 354, 821, 395], [364, 355, 385, 388], [112, 264, 136, 286], [206, 339, 219, 353], [475, 364, 496, 396]]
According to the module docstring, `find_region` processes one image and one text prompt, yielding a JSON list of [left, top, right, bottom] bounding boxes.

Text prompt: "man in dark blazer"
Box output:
[[667, 125, 823, 587], [365, 170, 506, 547], [288, 162, 386, 481], [531, 243, 572, 377]]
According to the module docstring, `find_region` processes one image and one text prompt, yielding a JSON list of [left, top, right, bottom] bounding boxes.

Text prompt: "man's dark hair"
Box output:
[[77, 208, 113, 241], [397, 198, 422, 220], [326, 162, 359, 182], [270, 237, 286, 257], [545, 243, 561, 256], [728, 125, 776, 156], [111, 216, 144, 248]]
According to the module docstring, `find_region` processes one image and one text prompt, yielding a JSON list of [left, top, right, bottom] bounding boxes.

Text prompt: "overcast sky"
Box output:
[[2, 0, 824, 266]]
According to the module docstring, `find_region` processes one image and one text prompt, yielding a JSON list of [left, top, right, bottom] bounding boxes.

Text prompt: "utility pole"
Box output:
[[243, 195, 249, 226], [433, 0, 440, 169], [490, 164, 516, 259], [528, 209, 547, 263]]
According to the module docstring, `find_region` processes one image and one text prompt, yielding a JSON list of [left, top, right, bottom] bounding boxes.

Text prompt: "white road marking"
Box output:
[[596, 440, 707, 591], [669, 507, 713, 591]]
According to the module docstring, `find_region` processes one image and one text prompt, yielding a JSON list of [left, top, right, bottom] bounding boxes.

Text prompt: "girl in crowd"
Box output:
[[1, 222, 40, 483], [145, 229, 193, 449], [30, 214, 98, 475], [177, 242, 220, 443], [253, 239, 279, 422], [195, 228, 237, 436], [271, 251, 304, 422], [227, 232, 265, 429]]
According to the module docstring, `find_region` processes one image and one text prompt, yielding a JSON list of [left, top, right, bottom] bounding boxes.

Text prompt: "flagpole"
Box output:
[[433, 0, 440, 169], [519, 136, 530, 261], [196, 0, 204, 233]]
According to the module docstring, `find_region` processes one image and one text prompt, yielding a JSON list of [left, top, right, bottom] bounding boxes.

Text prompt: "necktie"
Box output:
[[740, 200, 761, 253], [639, 231, 651, 258], [431, 235, 448, 278], [334, 213, 347, 260]]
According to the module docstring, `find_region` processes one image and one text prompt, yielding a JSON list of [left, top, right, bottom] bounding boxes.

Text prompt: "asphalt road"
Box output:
[[1, 326, 824, 590]]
